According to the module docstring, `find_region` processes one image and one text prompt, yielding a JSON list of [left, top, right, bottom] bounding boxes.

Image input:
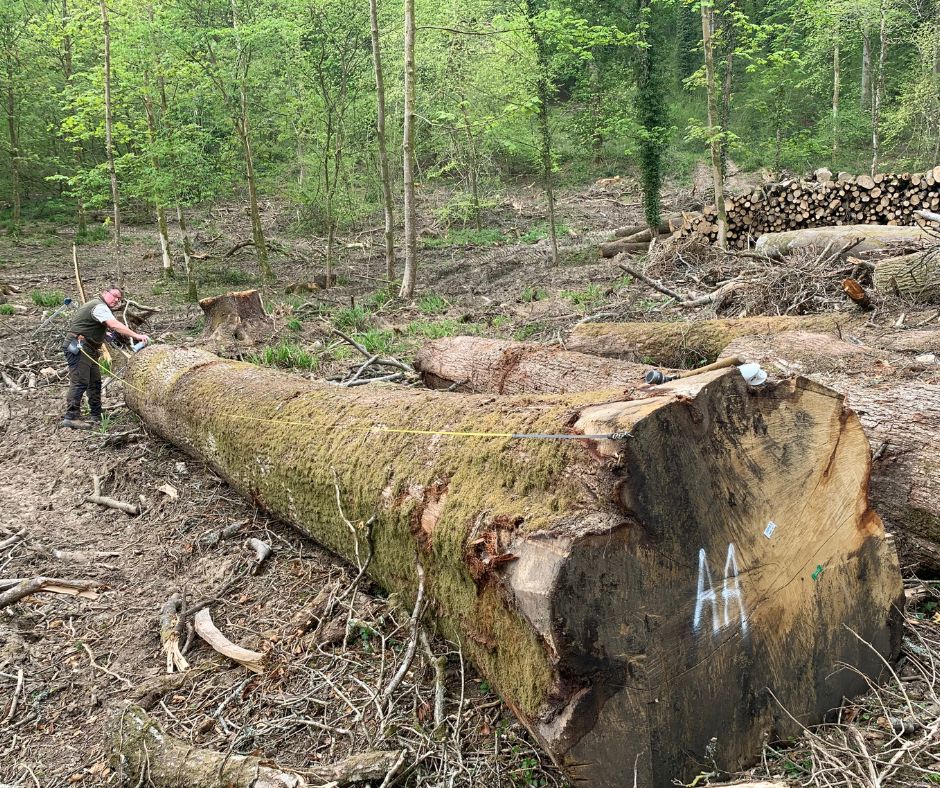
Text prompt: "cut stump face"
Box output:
[[198, 289, 274, 348]]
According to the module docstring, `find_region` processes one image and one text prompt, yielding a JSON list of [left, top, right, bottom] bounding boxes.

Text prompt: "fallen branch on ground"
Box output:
[[87, 475, 139, 516], [0, 576, 103, 608], [193, 608, 265, 673], [113, 704, 405, 787]]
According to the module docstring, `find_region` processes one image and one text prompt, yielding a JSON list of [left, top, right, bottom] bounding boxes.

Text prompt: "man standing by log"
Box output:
[[61, 286, 149, 429]]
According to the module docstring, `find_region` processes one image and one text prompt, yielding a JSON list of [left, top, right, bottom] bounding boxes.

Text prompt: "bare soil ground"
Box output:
[[1, 179, 939, 787]]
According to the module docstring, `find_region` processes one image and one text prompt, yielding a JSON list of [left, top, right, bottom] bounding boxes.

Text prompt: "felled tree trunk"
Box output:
[[415, 337, 648, 394], [112, 704, 401, 787], [417, 334, 939, 575], [199, 289, 273, 346], [719, 331, 940, 576], [754, 225, 929, 256], [873, 249, 940, 303], [568, 317, 939, 367], [125, 345, 903, 788]]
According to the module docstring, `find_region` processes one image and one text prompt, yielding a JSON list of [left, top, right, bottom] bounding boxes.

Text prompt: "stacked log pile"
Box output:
[[665, 167, 940, 250]]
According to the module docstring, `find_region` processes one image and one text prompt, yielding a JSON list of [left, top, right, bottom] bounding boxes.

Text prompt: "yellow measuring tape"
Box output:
[[76, 345, 631, 442]]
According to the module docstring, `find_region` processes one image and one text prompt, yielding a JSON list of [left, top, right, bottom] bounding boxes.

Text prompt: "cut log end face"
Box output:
[[125, 348, 903, 788], [507, 371, 903, 786]]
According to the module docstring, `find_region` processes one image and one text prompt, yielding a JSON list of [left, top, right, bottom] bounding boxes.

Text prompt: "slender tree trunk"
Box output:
[[399, 0, 417, 298], [230, 0, 271, 284], [634, 0, 667, 232], [701, 0, 728, 248], [100, 0, 123, 283], [5, 59, 20, 224], [522, 0, 559, 264], [861, 26, 871, 110], [458, 95, 482, 232], [832, 34, 840, 156], [369, 0, 396, 283], [871, 2, 887, 176], [177, 205, 197, 302], [142, 87, 174, 276], [60, 0, 86, 233], [717, 12, 735, 179]]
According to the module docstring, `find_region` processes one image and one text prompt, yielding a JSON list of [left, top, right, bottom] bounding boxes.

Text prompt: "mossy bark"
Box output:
[[125, 346, 903, 787]]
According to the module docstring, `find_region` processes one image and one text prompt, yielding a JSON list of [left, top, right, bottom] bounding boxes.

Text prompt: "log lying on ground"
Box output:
[[873, 249, 940, 303], [719, 332, 940, 576], [422, 335, 939, 575], [568, 316, 940, 367], [112, 704, 402, 787], [754, 225, 929, 257], [415, 337, 649, 394], [126, 345, 903, 787]]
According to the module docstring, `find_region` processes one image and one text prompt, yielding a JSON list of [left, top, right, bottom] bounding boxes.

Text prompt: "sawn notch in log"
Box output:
[[125, 345, 904, 788]]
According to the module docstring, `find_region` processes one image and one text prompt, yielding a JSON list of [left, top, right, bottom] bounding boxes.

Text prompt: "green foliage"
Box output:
[[520, 286, 548, 302], [248, 342, 319, 371], [333, 305, 372, 331], [30, 290, 65, 307], [366, 288, 395, 310], [561, 284, 603, 309], [0, 304, 15, 315], [353, 327, 398, 354], [514, 323, 545, 341], [520, 223, 569, 243], [287, 318, 302, 331], [406, 319, 481, 339], [418, 293, 448, 314]]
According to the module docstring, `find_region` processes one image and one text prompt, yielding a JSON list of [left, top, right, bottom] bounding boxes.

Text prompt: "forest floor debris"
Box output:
[[1, 183, 939, 786]]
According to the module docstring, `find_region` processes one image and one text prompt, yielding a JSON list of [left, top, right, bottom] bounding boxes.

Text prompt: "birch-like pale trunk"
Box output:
[[5, 58, 20, 224], [832, 34, 840, 156], [701, 0, 728, 248], [399, 0, 417, 298], [142, 85, 174, 276], [369, 0, 396, 283], [861, 26, 872, 110], [871, 1, 887, 175], [100, 0, 123, 283]]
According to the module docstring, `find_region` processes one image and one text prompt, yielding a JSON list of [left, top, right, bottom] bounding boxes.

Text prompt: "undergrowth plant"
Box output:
[[30, 290, 65, 307], [248, 342, 319, 371]]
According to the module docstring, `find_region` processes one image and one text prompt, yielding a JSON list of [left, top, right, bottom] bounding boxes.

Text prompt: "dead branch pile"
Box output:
[[640, 235, 882, 316], [673, 166, 940, 249]]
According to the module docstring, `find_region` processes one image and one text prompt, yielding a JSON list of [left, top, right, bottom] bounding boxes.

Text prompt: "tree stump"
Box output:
[[125, 345, 903, 787], [198, 289, 274, 346]]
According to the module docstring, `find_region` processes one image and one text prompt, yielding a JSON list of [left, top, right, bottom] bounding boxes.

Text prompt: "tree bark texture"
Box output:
[[414, 334, 940, 576], [567, 317, 939, 367], [369, 0, 396, 283], [415, 337, 648, 394], [399, 0, 417, 298], [873, 249, 940, 303], [100, 0, 122, 283], [701, 0, 728, 248], [125, 346, 903, 787], [198, 289, 273, 346], [754, 225, 929, 257]]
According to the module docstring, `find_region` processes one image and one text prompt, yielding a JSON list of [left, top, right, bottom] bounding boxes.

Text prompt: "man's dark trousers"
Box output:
[[64, 342, 102, 421]]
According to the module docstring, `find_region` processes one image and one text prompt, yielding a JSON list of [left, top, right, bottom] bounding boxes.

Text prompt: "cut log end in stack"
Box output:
[[126, 344, 903, 788], [671, 166, 940, 250]]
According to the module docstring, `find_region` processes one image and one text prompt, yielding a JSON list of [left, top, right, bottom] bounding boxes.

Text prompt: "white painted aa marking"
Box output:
[[692, 543, 748, 636], [721, 542, 748, 635], [693, 548, 720, 635]]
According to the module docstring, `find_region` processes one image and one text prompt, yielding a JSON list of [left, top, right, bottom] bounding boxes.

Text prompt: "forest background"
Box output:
[[1, 0, 939, 296]]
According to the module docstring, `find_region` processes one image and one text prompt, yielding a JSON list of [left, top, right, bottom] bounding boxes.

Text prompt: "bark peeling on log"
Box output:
[[125, 346, 904, 788]]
